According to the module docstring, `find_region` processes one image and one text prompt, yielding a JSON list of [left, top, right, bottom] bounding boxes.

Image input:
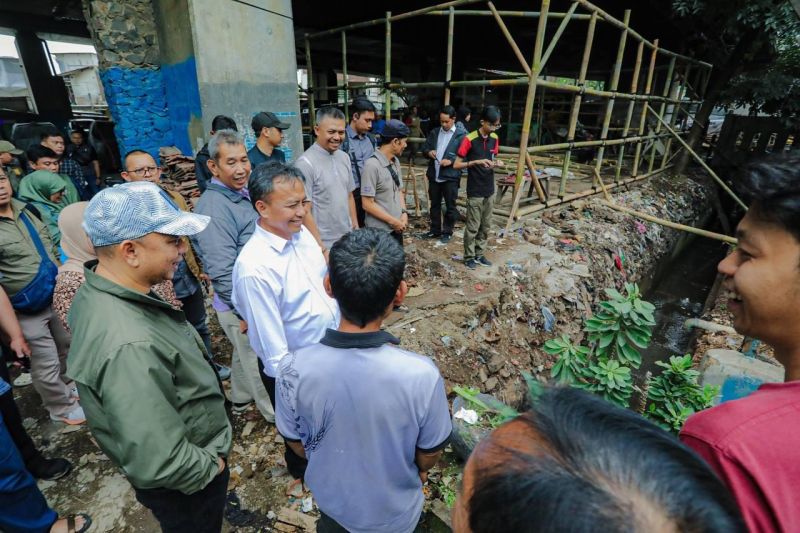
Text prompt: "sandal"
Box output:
[[68, 514, 92, 533]]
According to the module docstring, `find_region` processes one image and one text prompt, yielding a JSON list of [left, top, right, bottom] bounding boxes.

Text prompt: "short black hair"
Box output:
[[350, 97, 376, 119], [40, 127, 64, 141], [466, 386, 746, 532], [328, 228, 405, 327], [480, 105, 501, 124], [457, 105, 471, 122], [737, 153, 800, 243], [27, 144, 59, 163], [439, 105, 457, 119], [248, 161, 305, 210], [211, 115, 237, 132], [70, 129, 85, 138]]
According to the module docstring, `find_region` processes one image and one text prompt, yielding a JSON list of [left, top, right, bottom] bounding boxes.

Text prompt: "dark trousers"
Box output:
[[0, 412, 57, 533], [257, 359, 308, 480], [428, 178, 459, 236], [391, 231, 404, 247], [179, 288, 214, 359], [0, 351, 39, 466], [353, 189, 366, 228], [134, 467, 230, 533]]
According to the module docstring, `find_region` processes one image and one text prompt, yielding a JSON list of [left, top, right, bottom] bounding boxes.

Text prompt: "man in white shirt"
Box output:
[[232, 161, 339, 480], [422, 105, 467, 243]]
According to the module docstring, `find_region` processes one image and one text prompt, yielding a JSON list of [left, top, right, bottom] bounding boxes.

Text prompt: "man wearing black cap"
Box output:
[[360, 119, 409, 246], [248, 111, 290, 167]]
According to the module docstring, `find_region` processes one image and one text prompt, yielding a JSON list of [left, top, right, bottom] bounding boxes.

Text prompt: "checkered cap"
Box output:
[[83, 181, 210, 246]]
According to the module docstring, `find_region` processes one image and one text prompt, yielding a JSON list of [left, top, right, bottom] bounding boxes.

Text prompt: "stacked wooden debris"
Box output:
[[158, 146, 200, 208]]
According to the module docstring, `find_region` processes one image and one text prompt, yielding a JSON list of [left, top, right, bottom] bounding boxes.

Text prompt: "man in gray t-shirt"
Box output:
[[295, 107, 358, 249], [276, 229, 451, 533], [360, 120, 409, 246]]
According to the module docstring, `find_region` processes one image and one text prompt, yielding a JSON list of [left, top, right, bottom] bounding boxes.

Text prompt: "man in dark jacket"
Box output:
[[422, 105, 466, 243], [195, 115, 237, 193]]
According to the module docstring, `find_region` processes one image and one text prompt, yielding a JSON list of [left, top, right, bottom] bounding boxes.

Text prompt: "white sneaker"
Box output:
[[13, 373, 32, 387], [50, 405, 86, 425]]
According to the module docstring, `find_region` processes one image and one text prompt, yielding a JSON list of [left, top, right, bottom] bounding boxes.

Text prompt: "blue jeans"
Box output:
[[0, 412, 57, 533]]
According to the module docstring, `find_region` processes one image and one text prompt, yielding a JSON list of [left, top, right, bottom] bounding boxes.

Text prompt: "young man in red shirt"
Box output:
[[454, 106, 504, 270], [680, 154, 800, 532]]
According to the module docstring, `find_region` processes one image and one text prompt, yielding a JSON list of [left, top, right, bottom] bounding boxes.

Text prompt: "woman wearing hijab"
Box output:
[[53, 202, 181, 333], [17, 170, 72, 247]]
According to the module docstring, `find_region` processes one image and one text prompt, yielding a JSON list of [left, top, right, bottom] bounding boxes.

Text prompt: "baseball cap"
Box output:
[[0, 140, 22, 155], [83, 181, 210, 247], [381, 119, 410, 139], [252, 111, 291, 132]]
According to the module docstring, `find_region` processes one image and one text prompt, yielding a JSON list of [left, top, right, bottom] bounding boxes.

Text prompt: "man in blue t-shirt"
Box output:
[[276, 229, 452, 533], [247, 111, 290, 166]]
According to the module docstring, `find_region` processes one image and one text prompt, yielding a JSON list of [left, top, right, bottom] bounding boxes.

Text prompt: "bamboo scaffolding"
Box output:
[[444, 7, 455, 105], [505, 0, 550, 230], [661, 61, 692, 166], [647, 56, 676, 173], [541, 2, 579, 69], [632, 39, 659, 176], [645, 104, 748, 210], [427, 9, 591, 19], [385, 12, 391, 119], [487, 2, 530, 76], [594, 9, 630, 173], [559, 11, 597, 198], [406, 158, 421, 216], [615, 40, 644, 184], [341, 31, 348, 118]]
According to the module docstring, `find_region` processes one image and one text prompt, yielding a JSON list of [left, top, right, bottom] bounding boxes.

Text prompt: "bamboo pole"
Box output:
[[594, 9, 630, 172], [505, 0, 550, 231], [305, 36, 316, 128], [661, 61, 691, 166], [632, 39, 659, 177], [407, 159, 421, 216], [385, 12, 391, 120], [341, 31, 348, 119], [559, 11, 597, 198], [600, 200, 737, 244], [525, 152, 548, 202], [541, 2, 579, 69], [487, 1, 530, 76], [648, 56, 676, 173], [615, 40, 644, 184], [645, 104, 748, 210], [427, 9, 591, 19], [444, 6, 455, 105]]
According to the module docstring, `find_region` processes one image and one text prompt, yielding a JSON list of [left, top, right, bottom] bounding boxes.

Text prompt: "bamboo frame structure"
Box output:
[[303, 0, 716, 223]]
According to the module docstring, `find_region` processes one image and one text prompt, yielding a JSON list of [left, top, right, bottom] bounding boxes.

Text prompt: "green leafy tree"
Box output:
[[670, 0, 800, 171], [645, 355, 719, 432]]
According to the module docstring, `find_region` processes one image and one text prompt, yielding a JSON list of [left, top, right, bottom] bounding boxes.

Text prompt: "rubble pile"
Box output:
[[158, 146, 201, 207]]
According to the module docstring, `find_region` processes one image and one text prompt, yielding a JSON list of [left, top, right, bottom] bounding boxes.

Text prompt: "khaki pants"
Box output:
[[216, 310, 275, 422], [464, 194, 495, 261], [16, 306, 77, 418]]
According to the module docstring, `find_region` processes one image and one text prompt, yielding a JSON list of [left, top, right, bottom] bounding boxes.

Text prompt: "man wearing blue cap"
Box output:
[[360, 119, 410, 246], [66, 181, 232, 533]]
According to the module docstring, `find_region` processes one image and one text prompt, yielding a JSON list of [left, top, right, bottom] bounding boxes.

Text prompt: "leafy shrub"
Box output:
[[645, 355, 719, 432]]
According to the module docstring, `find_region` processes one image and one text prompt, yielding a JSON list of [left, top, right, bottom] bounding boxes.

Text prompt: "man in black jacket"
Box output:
[[195, 115, 237, 193], [422, 105, 466, 243]]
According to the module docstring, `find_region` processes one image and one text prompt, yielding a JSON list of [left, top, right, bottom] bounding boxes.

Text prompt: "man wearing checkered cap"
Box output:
[[66, 181, 232, 533]]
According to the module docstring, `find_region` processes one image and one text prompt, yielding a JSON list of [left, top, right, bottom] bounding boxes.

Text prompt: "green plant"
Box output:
[[645, 355, 719, 432], [584, 284, 656, 369], [452, 386, 519, 428], [546, 283, 651, 408]]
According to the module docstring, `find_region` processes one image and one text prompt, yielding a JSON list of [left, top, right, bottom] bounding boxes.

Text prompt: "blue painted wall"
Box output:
[[161, 56, 202, 155], [100, 67, 173, 160], [100, 61, 200, 160]]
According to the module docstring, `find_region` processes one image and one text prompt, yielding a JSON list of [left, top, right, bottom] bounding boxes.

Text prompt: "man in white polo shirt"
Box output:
[[276, 228, 452, 533], [232, 162, 339, 481]]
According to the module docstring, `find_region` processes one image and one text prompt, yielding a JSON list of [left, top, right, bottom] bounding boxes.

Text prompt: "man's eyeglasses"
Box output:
[[487, 122, 502, 130], [129, 166, 160, 176]]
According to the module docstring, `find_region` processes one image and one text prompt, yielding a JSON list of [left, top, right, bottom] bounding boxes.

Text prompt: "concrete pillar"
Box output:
[[83, 0, 301, 161], [13, 30, 73, 127], [184, 0, 303, 161], [81, 0, 178, 158]]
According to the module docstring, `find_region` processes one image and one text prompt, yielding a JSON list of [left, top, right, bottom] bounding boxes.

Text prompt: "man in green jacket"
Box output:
[[67, 181, 232, 533]]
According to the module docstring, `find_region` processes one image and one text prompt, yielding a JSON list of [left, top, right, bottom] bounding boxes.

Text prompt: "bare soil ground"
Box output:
[[11, 171, 713, 532]]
